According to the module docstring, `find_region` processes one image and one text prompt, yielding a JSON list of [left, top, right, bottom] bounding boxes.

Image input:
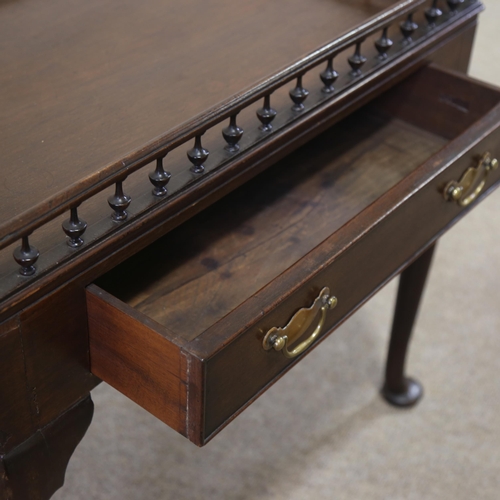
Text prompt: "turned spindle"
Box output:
[[425, 0, 443, 27], [447, 0, 463, 14], [62, 206, 87, 248], [108, 180, 131, 221], [187, 135, 209, 174], [13, 235, 39, 276], [375, 27, 393, 59], [400, 13, 418, 43], [320, 57, 339, 94], [256, 94, 277, 132], [289, 75, 309, 112], [222, 114, 244, 153], [348, 41, 367, 77], [149, 155, 171, 196]]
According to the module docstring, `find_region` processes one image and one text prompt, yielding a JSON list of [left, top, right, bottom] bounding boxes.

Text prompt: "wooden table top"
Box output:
[[3, 0, 484, 319], [0, 0, 397, 228]]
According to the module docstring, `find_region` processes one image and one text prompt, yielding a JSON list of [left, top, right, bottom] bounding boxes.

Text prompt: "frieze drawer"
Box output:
[[87, 66, 500, 446]]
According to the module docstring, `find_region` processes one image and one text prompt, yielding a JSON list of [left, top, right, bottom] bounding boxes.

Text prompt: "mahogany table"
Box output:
[[1, 1, 499, 498]]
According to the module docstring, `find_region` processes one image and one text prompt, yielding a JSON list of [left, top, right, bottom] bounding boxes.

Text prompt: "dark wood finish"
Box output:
[[149, 156, 172, 198], [200, 124, 500, 442], [382, 243, 436, 406], [431, 16, 476, 73], [62, 207, 87, 249], [448, 0, 464, 14], [185, 354, 205, 446], [222, 115, 244, 154], [97, 113, 446, 340], [289, 76, 310, 112], [95, 65, 500, 343], [187, 136, 210, 175], [0, 286, 97, 457], [1, 291, 96, 498], [0, 255, 98, 500], [0, 15, 481, 320], [320, 58, 339, 93], [0, 318, 34, 455], [348, 42, 367, 77], [256, 94, 278, 132], [18, 286, 98, 432], [372, 66, 500, 139], [0, 0, 421, 239], [13, 236, 39, 277], [0, 0, 480, 303], [425, 0, 444, 27], [89, 67, 500, 445], [108, 181, 132, 222], [400, 13, 419, 42], [375, 28, 394, 60], [0, 396, 93, 500]]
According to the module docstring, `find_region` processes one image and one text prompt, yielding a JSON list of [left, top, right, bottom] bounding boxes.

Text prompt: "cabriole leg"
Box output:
[[382, 244, 436, 407], [0, 396, 93, 500]]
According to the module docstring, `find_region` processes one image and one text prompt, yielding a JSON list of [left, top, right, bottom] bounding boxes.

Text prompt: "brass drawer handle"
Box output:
[[263, 287, 337, 358], [444, 152, 498, 207]]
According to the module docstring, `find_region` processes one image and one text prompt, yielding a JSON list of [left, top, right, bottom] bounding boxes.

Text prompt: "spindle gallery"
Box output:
[[3, 0, 463, 287]]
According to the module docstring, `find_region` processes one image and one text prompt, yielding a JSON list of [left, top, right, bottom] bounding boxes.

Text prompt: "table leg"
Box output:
[[382, 243, 436, 407], [0, 396, 93, 500]]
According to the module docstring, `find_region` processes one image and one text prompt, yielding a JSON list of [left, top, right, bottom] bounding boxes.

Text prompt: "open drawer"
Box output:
[[87, 66, 500, 446]]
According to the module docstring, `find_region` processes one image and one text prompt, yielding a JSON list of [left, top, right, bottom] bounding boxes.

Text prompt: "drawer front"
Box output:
[[199, 124, 500, 443], [88, 68, 500, 447]]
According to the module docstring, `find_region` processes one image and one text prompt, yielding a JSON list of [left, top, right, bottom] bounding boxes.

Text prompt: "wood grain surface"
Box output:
[[87, 287, 188, 435], [0, 2, 491, 495], [199, 100, 500, 443], [92, 66, 500, 444], [0, 0, 399, 227], [98, 110, 447, 341], [1, 396, 93, 500], [0, 16, 480, 321], [0, 317, 34, 455]]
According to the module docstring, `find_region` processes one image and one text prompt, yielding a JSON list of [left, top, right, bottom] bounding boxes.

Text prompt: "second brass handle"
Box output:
[[444, 152, 498, 207], [262, 287, 337, 359]]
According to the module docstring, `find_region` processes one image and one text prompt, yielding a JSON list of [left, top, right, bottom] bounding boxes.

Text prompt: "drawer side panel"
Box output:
[[87, 286, 188, 436]]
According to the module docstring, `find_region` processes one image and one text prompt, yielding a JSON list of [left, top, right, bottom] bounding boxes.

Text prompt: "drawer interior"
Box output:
[[98, 116, 443, 339], [89, 65, 500, 444], [95, 66, 500, 344]]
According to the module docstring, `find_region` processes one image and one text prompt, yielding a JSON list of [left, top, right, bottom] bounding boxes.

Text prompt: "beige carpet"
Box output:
[[55, 4, 500, 499]]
